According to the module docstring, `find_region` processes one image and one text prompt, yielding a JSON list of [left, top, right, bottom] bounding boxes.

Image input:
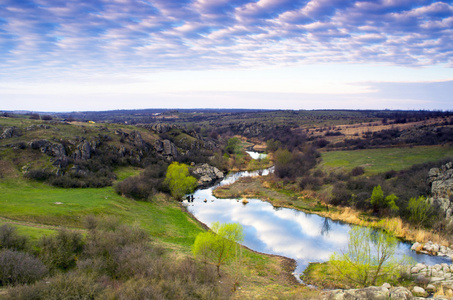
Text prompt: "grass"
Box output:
[[0, 173, 305, 298], [320, 145, 453, 174], [0, 176, 204, 250], [113, 166, 143, 181]]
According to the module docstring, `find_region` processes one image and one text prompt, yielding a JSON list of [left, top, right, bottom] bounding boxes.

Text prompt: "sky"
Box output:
[[0, 0, 452, 112]]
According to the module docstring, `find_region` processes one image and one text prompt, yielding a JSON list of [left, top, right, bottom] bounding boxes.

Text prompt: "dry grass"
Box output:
[[307, 116, 453, 145], [320, 206, 451, 246]]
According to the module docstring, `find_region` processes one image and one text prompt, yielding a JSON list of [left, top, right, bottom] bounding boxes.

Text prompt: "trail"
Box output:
[[0, 216, 86, 232]]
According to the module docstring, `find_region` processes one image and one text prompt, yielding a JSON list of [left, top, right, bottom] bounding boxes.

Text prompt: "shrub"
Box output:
[[299, 176, 322, 191], [330, 183, 351, 206], [0, 249, 48, 286], [39, 229, 84, 271], [8, 271, 102, 300], [350, 166, 365, 177], [24, 169, 55, 182], [0, 224, 29, 252]]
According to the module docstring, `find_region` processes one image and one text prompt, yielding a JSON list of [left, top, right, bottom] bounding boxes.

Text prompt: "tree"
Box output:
[[370, 185, 399, 215], [225, 137, 242, 154], [192, 222, 244, 276], [329, 227, 405, 287], [408, 195, 433, 228], [370, 185, 384, 212], [164, 162, 197, 200]]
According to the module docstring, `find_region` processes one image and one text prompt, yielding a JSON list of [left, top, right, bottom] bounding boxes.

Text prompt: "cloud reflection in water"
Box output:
[[186, 169, 450, 277]]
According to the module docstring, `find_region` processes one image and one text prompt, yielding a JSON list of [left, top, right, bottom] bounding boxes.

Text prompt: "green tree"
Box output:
[[192, 222, 244, 276], [370, 185, 399, 215], [266, 138, 281, 152], [225, 137, 241, 154], [408, 195, 433, 228], [370, 185, 384, 212], [329, 227, 406, 287], [164, 162, 197, 200]]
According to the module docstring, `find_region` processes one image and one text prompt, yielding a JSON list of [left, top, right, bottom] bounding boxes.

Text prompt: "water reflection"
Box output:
[[186, 167, 451, 279], [245, 151, 268, 160]]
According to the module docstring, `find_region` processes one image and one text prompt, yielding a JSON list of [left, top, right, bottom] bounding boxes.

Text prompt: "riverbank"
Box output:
[[213, 176, 451, 248]]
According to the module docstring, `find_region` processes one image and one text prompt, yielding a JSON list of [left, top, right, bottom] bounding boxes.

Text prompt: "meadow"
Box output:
[[320, 145, 453, 174]]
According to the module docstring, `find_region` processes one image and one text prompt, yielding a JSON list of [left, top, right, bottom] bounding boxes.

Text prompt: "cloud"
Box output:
[[1, 0, 452, 80]]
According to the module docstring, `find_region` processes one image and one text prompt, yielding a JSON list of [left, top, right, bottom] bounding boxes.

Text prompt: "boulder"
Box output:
[[192, 164, 224, 186], [412, 286, 427, 297], [427, 162, 453, 219], [154, 139, 178, 160], [321, 286, 391, 300], [0, 127, 21, 139], [388, 287, 412, 299], [426, 284, 436, 292]]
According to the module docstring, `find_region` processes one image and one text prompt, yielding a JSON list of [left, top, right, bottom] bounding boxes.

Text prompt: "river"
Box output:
[[185, 153, 450, 280]]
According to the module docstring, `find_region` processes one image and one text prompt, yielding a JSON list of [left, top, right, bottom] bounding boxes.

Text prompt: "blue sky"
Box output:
[[1, 0, 452, 112]]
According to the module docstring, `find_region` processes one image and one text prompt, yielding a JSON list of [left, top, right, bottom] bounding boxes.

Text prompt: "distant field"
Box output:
[[320, 145, 453, 174]]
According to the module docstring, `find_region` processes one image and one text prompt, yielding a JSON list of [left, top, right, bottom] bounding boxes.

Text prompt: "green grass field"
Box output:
[[0, 176, 204, 251], [320, 145, 453, 174]]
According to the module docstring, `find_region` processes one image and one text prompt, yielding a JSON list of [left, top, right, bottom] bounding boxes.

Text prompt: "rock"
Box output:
[[388, 287, 412, 299], [430, 277, 445, 282], [198, 175, 213, 185], [192, 164, 224, 186], [154, 139, 178, 160], [411, 242, 421, 251], [412, 286, 427, 297], [0, 127, 21, 139], [427, 162, 453, 219], [426, 284, 436, 292], [321, 286, 390, 300], [73, 140, 92, 160]]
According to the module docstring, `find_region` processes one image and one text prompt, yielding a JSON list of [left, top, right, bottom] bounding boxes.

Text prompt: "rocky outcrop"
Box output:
[[25, 124, 51, 131], [407, 262, 453, 282], [321, 285, 412, 300], [154, 139, 178, 160], [29, 139, 66, 157], [73, 140, 93, 160], [192, 163, 224, 186], [0, 127, 21, 139], [411, 241, 453, 258], [427, 162, 453, 219]]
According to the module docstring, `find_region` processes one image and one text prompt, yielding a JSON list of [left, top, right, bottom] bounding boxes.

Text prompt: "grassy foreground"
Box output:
[[0, 171, 312, 298]]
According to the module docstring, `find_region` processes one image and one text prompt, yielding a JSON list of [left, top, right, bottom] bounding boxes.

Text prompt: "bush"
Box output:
[[0, 224, 29, 252], [24, 169, 55, 182], [0, 249, 48, 286], [8, 271, 102, 300], [299, 176, 322, 190], [330, 183, 351, 206], [350, 166, 365, 177], [81, 220, 151, 278], [39, 229, 84, 271], [115, 162, 168, 200]]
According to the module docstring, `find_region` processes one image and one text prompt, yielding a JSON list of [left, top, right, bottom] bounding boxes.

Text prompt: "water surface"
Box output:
[[186, 164, 450, 279]]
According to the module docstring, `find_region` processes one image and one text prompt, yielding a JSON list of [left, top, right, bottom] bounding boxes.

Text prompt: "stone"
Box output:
[[430, 277, 446, 282], [0, 127, 21, 139], [382, 283, 391, 289], [411, 242, 421, 251], [412, 286, 427, 297], [426, 284, 436, 292], [388, 287, 412, 299], [192, 163, 224, 186], [427, 162, 453, 219], [321, 286, 390, 300]]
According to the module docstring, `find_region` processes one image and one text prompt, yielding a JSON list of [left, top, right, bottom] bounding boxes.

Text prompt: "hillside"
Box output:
[[1, 110, 453, 299]]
